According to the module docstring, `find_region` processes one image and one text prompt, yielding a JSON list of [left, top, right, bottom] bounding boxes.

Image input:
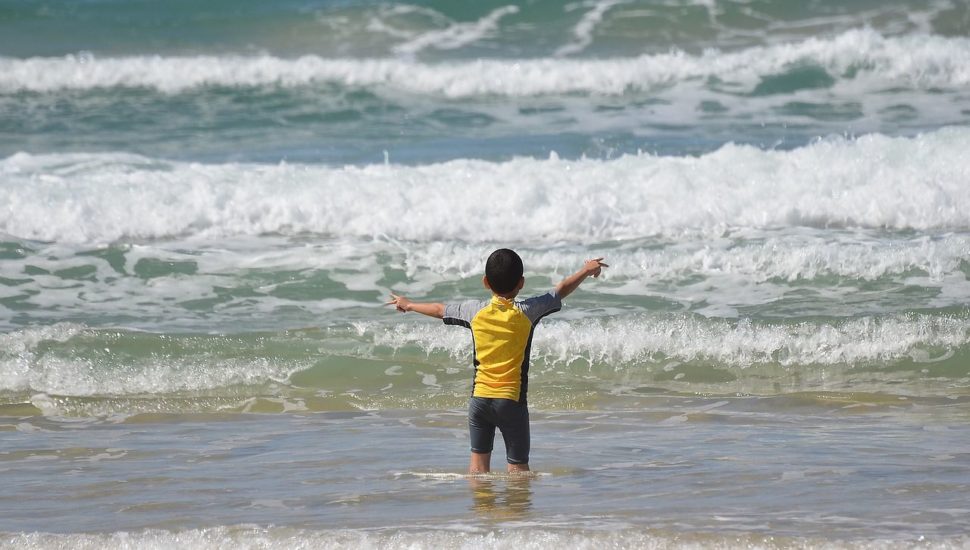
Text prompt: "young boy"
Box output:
[[386, 249, 607, 474]]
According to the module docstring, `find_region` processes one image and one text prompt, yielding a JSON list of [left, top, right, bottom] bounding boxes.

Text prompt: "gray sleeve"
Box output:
[[518, 290, 563, 325], [442, 300, 485, 328]]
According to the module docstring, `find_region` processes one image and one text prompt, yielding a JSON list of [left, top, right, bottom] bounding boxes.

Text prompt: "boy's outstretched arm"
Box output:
[[555, 258, 608, 299], [385, 294, 445, 319]]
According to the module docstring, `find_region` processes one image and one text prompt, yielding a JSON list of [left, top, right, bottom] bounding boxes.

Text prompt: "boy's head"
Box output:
[[484, 248, 524, 296]]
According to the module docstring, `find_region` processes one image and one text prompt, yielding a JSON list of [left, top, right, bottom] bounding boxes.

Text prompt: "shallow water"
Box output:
[[3, 399, 970, 544]]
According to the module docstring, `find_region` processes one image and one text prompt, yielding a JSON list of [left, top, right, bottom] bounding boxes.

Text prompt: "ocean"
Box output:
[[2, 0, 970, 548]]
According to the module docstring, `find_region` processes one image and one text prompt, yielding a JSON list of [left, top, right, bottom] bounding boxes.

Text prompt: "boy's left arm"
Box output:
[[386, 294, 445, 319], [554, 258, 608, 299]]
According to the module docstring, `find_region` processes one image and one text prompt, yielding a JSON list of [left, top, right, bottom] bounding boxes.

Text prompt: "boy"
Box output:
[[386, 249, 607, 473]]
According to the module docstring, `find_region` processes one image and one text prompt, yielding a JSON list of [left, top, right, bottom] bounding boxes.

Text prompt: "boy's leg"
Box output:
[[468, 397, 496, 474], [495, 399, 530, 472], [469, 451, 491, 473]]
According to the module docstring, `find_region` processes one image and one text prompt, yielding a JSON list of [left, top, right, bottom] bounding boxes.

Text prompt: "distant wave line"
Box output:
[[1, 29, 969, 95]]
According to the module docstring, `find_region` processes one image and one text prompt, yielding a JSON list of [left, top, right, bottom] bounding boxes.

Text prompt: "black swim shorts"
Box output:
[[468, 396, 530, 464]]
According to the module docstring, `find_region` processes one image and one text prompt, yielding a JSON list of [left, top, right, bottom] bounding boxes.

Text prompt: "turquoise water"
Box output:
[[2, 1, 970, 548]]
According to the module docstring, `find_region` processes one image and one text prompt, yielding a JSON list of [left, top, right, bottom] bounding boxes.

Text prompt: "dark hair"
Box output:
[[485, 248, 523, 295]]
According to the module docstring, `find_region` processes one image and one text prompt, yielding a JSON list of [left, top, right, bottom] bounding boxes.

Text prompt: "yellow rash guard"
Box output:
[[443, 291, 562, 403]]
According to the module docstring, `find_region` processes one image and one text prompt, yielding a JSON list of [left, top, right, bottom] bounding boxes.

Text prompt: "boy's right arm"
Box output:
[[385, 294, 445, 319], [554, 258, 608, 299]]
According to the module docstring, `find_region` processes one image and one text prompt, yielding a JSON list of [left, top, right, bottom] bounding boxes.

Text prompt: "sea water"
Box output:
[[2, 1, 970, 548]]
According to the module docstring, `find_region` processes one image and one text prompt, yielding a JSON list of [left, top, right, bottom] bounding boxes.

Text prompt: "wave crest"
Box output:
[[2, 128, 969, 244], [1, 30, 968, 95]]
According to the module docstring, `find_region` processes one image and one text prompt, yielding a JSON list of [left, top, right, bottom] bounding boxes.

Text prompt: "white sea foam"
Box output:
[[0, 324, 304, 396], [1, 30, 968, 95], [372, 313, 970, 368], [556, 0, 629, 57], [0, 236, 385, 332], [4, 231, 968, 334], [2, 128, 969, 244], [393, 234, 970, 283], [2, 232, 968, 333], [3, 354, 297, 396], [391, 5, 520, 57], [4, 312, 965, 399], [0, 323, 87, 355], [4, 526, 967, 550]]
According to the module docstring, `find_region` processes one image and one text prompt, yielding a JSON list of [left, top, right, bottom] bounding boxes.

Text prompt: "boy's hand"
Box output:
[[584, 257, 609, 278], [385, 293, 412, 313], [385, 294, 446, 318]]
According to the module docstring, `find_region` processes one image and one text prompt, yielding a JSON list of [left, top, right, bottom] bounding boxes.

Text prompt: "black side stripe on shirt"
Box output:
[[443, 317, 471, 329], [518, 306, 561, 404], [444, 316, 477, 394]]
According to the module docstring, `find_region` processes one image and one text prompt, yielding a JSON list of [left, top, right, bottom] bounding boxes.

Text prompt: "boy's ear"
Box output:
[[482, 275, 492, 291], [516, 276, 525, 291]]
